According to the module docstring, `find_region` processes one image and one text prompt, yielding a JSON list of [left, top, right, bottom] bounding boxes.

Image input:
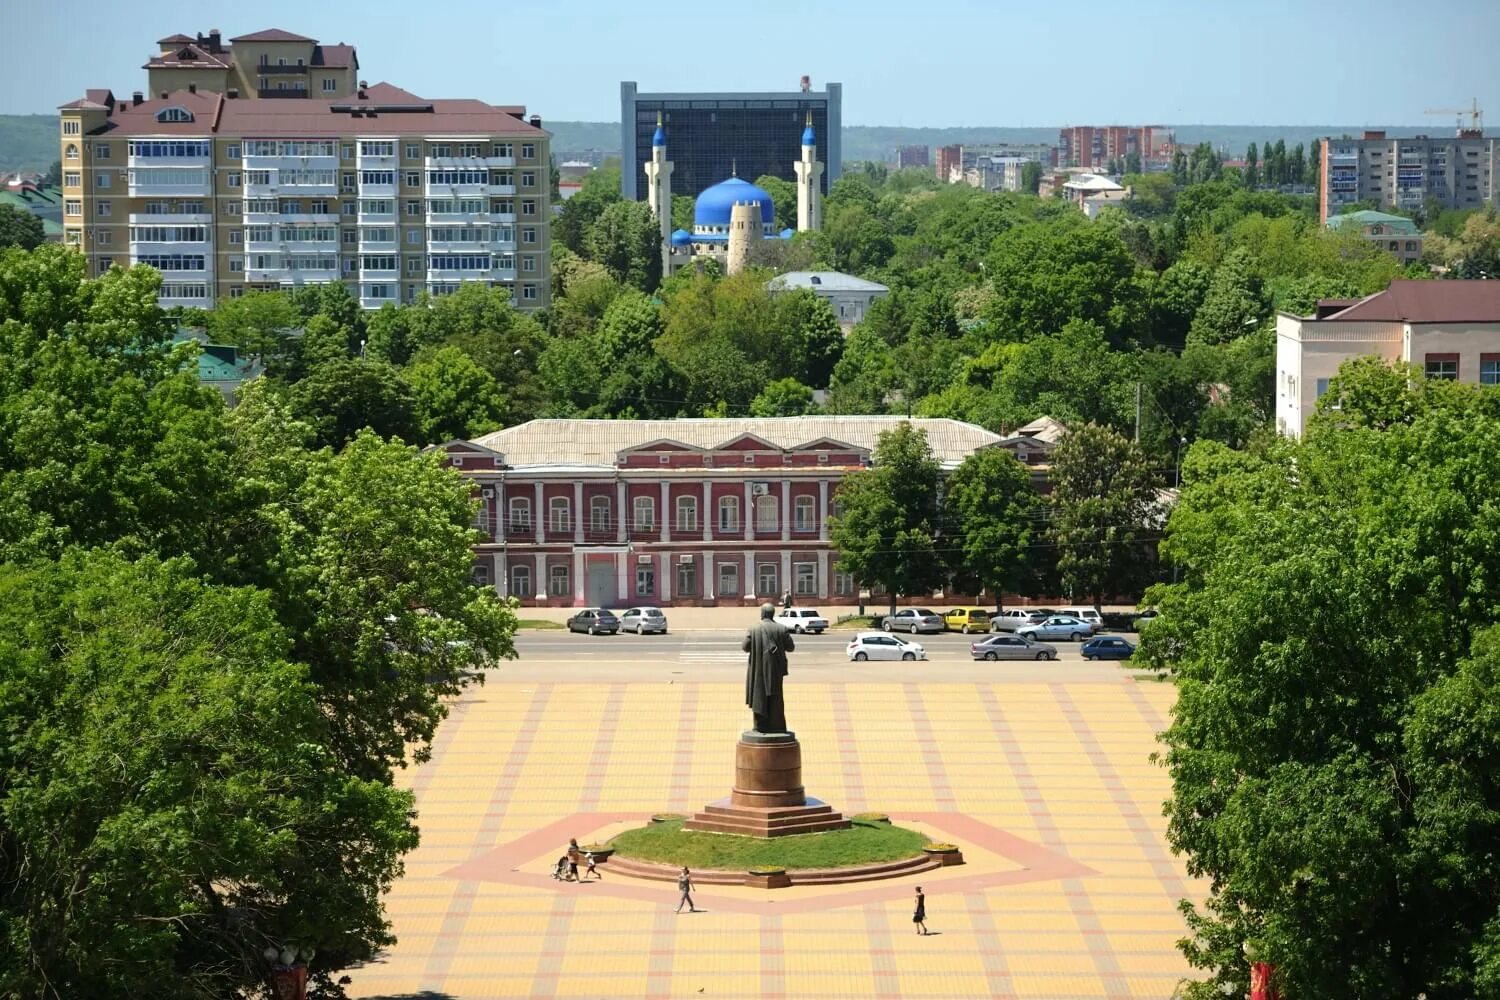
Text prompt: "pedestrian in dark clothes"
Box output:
[[567, 838, 581, 882], [676, 867, 696, 913], [913, 886, 928, 935]]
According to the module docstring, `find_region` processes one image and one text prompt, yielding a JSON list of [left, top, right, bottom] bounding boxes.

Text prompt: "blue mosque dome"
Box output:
[[652, 123, 666, 147], [693, 177, 775, 228], [779, 227, 795, 240], [669, 228, 692, 247], [802, 122, 816, 146]]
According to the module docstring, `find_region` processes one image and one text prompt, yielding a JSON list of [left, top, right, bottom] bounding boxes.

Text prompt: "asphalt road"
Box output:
[[498, 629, 1148, 684]]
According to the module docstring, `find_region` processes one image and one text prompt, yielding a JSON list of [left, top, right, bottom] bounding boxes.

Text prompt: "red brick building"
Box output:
[[1057, 125, 1172, 170], [935, 144, 962, 183], [435, 417, 1035, 607]]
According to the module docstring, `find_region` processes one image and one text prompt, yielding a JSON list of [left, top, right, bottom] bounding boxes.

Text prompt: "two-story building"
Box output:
[[436, 417, 1005, 607], [1275, 279, 1500, 438]]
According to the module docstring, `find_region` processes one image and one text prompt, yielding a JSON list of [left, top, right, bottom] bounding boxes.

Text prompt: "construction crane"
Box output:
[[1422, 98, 1484, 133]]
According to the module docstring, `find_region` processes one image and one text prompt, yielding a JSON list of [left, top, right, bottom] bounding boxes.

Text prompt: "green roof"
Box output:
[[1326, 210, 1420, 235]]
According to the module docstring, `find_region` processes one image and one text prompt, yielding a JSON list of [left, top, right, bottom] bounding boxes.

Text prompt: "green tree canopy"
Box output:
[[750, 377, 817, 417], [943, 447, 1040, 608], [1046, 423, 1158, 607], [405, 345, 506, 443], [285, 358, 419, 449], [982, 219, 1146, 345], [586, 198, 664, 292], [0, 204, 45, 251]]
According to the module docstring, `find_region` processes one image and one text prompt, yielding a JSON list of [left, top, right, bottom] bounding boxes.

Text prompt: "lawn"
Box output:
[[516, 618, 564, 630], [604, 817, 929, 870]]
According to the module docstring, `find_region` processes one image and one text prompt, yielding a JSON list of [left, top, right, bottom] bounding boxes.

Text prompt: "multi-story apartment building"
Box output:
[[1057, 125, 1172, 170], [144, 29, 359, 102], [1319, 129, 1498, 222], [893, 145, 929, 169], [59, 29, 550, 311]]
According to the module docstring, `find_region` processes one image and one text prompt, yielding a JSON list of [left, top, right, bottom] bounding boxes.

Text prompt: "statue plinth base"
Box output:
[[683, 732, 850, 838]]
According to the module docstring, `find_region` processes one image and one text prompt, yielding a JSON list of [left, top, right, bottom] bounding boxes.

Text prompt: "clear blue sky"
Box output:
[[3, 0, 1497, 126]]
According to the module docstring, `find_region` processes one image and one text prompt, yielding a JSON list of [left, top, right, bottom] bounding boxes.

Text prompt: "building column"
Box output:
[[617, 551, 628, 603], [659, 481, 670, 542], [573, 481, 584, 544], [494, 551, 506, 597], [781, 549, 792, 600], [573, 549, 585, 602], [659, 552, 671, 602], [781, 479, 792, 542], [534, 552, 546, 601], [702, 481, 713, 542], [818, 549, 830, 599], [616, 480, 627, 543], [743, 481, 754, 541], [744, 550, 756, 600], [702, 549, 714, 599], [533, 482, 544, 544], [819, 480, 830, 541]]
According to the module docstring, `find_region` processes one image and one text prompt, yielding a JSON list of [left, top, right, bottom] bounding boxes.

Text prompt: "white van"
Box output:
[[1058, 607, 1104, 633]]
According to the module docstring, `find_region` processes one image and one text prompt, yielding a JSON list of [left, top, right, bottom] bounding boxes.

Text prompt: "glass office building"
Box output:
[[620, 82, 841, 200]]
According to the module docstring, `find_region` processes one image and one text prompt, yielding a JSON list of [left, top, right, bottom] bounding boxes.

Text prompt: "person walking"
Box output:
[[567, 838, 581, 882], [913, 886, 928, 935], [676, 867, 696, 913], [584, 851, 601, 880]]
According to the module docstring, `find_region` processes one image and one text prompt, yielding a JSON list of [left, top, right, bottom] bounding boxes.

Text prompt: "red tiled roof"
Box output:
[[313, 43, 356, 69], [1326, 280, 1500, 324], [144, 43, 233, 70], [157, 33, 194, 45], [59, 98, 110, 111], [230, 28, 315, 42], [86, 90, 224, 136]]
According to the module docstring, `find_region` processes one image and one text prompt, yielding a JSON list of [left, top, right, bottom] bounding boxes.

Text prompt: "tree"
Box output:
[[210, 289, 301, 369], [554, 164, 620, 253], [754, 173, 797, 232], [0, 550, 417, 999], [286, 358, 419, 449], [0, 204, 44, 251], [1125, 150, 1142, 176], [1021, 160, 1043, 195], [405, 345, 506, 443], [1141, 371, 1500, 998], [1046, 423, 1157, 607], [1288, 143, 1306, 186], [770, 287, 844, 387], [750, 377, 816, 417], [829, 422, 945, 613], [1172, 147, 1190, 186], [944, 448, 1039, 608], [43, 158, 61, 187], [586, 199, 663, 291], [1187, 247, 1269, 345], [1243, 142, 1259, 190]]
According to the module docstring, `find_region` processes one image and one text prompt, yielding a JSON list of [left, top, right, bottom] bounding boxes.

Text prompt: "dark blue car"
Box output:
[[1081, 635, 1136, 661]]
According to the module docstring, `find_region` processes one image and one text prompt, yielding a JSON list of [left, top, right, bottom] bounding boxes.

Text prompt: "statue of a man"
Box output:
[[743, 602, 795, 734]]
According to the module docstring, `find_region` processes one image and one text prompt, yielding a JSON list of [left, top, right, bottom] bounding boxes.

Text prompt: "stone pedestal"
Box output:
[[684, 731, 850, 838]]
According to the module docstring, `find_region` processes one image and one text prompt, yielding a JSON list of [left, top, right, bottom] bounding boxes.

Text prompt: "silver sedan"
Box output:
[[970, 633, 1058, 661]]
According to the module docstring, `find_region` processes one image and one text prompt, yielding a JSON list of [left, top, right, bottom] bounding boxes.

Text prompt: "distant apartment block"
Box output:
[[59, 28, 551, 311], [1275, 280, 1500, 437], [936, 143, 1054, 185], [935, 144, 961, 183], [1319, 129, 1498, 222], [893, 144, 929, 168], [964, 156, 1031, 192], [1057, 125, 1172, 170], [1324, 210, 1424, 264]]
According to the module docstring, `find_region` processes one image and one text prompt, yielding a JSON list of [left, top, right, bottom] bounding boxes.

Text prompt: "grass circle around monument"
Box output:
[[605, 816, 929, 871]]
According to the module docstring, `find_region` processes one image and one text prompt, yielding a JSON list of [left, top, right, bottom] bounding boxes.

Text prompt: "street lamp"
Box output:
[[263, 943, 315, 1000]]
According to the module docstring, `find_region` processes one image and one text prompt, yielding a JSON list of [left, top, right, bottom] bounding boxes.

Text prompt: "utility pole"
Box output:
[[1133, 383, 1142, 443]]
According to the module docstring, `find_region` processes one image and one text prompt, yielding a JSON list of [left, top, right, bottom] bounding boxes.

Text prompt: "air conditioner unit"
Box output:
[[751, 482, 769, 496], [481, 487, 494, 499]]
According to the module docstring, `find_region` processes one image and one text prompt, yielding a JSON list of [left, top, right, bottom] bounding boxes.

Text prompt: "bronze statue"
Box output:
[[743, 602, 795, 734]]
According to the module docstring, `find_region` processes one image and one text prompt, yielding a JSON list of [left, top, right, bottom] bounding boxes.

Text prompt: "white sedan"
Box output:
[[846, 631, 926, 662], [775, 607, 828, 634]]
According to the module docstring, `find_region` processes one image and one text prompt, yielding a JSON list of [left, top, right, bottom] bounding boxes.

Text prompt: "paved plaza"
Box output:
[[347, 635, 1204, 999]]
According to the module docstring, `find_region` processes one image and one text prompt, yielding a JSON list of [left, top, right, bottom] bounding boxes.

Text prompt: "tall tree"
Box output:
[[749, 377, 816, 417], [829, 422, 945, 614], [1187, 247, 1268, 345], [286, 358, 419, 449], [1021, 160, 1043, 195], [586, 199, 663, 292], [1288, 143, 1306, 186], [210, 289, 301, 370], [0, 205, 44, 251], [754, 173, 798, 232], [1046, 423, 1157, 607], [405, 345, 506, 443], [943, 448, 1040, 609], [1243, 142, 1259, 190]]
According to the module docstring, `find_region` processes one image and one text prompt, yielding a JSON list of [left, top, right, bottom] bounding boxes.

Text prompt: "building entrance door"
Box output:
[[586, 560, 614, 607]]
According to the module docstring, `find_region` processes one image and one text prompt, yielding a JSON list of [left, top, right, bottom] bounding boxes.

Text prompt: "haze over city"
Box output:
[[2, 0, 1497, 124]]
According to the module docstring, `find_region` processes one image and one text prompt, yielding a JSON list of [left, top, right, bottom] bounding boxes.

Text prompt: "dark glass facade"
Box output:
[[620, 85, 841, 201]]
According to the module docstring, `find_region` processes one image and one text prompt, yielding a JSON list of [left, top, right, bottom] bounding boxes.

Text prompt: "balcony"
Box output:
[[492, 266, 517, 281], [426, 180, 490, 198], [130, 237, 211, 257], [358, 180, 398, 198], [158, 291, 212, 309], [426, 209, 488, 224], [127, 151, 210, 170], [280, 238, 340, 254], [426, 155, 515, 169], [492, 211, 517, 223], [128, 169, 210, 198], [358, 236, 398, 252], [357, 211, 397, 227], [488, 183, 517, 196], [278, 212, 340, 225], [427, 267, 491, 282], [360, 294, 398, 310], [129, 211, 211, 226]]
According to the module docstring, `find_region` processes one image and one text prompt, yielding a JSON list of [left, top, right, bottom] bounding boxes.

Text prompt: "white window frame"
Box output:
[[549, 496, 570, 533], [794, 495, 815, 532], [676, 495, 697, 532], [755, 494, 777, 532], [589, 495, 610, 533], [633, 496, 654, 532], [718, 562, 740, 596], [677, 560, 697, 596], [795, 562, 816, 595], [509, 496, 531, 532], [757, 562, 778, 596], [718, 496, 739, 533], [635, 565, 655, 597], [548, 564, 570, 597]]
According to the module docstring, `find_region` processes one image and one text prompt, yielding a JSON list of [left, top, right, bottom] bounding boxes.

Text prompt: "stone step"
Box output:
[[701, 802, 840, 821], [599, 851, 942, 887], [682, 813, 851, 837]]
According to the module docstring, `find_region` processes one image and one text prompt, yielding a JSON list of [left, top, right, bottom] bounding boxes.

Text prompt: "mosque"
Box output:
[[644, 113, 824, 276]]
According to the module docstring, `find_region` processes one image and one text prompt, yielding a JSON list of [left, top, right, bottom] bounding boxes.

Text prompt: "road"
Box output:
[[499, 628, 1146, 683]]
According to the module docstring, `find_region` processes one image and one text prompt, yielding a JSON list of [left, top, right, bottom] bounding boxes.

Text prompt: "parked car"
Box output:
[[1081, 635, 1137, 660], [943, 607, 992, 634], [970, 633, 1058, 661], [989, 609, 1048, 632], [847, 632, 927, 661], [1057, 607, 1104, 632], [566, 608, 620, 635], [1132, 609, 1160, 631], [775, 607, 829, 634], [1017, 615, 1094, 642], [881, 608, 945, 634], [619, 606, 668, 634]]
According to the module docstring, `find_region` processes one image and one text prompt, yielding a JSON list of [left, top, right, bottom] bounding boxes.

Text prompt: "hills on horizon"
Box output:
[[0, 112, 1437, 174]]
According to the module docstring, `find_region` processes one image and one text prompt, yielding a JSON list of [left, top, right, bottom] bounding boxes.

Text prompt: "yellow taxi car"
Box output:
[[943, 607, 993, 634]]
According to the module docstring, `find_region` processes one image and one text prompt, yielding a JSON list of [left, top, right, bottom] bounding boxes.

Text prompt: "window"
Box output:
[[343, 230, 357, 246], [522, 255, 536, 272], [834, 571, 855, 596], [521, 171, 536, 187], [522, 199, 535, 216], [65, 200, 81, 216], [676, 496, 697, 532], [548, 564, 570, 597], [95, 172, 110, 189], [65, 143, 78, 160], [227, 171, 242, 188], [635, 566, 655, 597], [459, 143, 482, 157], [97, 257, 113, 274], [513, 566, 537, 599], [405, 201, 421, 216], [229, 230, 242, 245], [343, 202, 356, 216], [229, 258, 242, 272], [633, 496, 654, 532], [95, 143, 110, 160], [1314, 378, 1331, 400], [718, 563, 740, 597], [405, 143, 419, 160], [406, 256, 420, 273], [496, 143, 513, 158], [522, 284, 537, 300], [63, 171, 80, 187], [522, 226, 536, 244], [549, 496, 571, 532], [472, 564, 489, 587], [521, 143, 535, 160], [405, 171, 420, 188], [156, 107, 194, 123], [718, 496, 739, 532], [757, 563, 778, 596], [755, 495, 777, 532], [97, 231, 111, 246], [589, 495, 610, 533], [430, 144, 451, 158], [795, 562, 816, 596], [62, 119, 80, 136], [1425, 355, 1458, 381], [677, 560, 697, 596], [322, 78, 336, 93], [406, 230, 421, 244], [65, 229, 80, 245], [224, 201, 241, 216], [96, 201, 111, 217], [509, 497, 531, 532], [794, 495, 815, 531], [1482, 356, 1500, 386]]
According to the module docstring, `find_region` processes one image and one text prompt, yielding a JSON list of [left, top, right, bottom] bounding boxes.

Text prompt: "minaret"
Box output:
[[794, 112, 823, 232], [643, 113, 673, 273]]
